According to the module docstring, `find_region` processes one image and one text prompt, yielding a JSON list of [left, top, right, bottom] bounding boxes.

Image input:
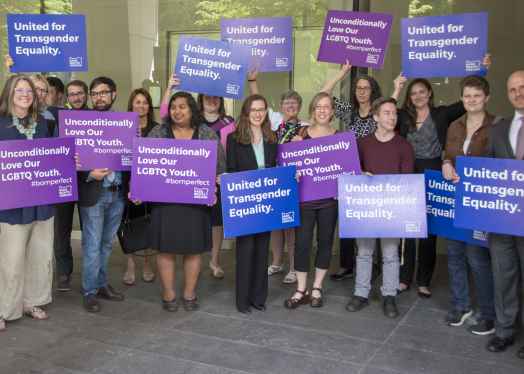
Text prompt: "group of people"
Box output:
[[0, 59, 523, 360]]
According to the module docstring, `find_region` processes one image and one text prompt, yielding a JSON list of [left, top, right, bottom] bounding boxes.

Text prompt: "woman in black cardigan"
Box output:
[[226, 94, 278, 314]]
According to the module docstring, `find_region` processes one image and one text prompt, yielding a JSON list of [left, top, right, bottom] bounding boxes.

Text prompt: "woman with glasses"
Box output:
[[284, 92, 339, 310], [321, 60, 383, 282], [227, 94, 278, 313], [0, 75, 56, 331]]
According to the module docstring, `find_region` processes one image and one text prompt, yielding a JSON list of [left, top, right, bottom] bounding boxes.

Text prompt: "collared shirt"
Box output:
[[251, 140, 265, 169], [508, 111, 524, 154]]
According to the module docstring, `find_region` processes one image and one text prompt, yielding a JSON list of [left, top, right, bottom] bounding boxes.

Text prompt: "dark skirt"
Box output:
[[151, 203, 212, 254], [211, 187, 223, 226]]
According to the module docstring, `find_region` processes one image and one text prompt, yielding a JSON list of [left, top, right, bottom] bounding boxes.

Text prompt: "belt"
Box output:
[[105, 184, 122, 192]]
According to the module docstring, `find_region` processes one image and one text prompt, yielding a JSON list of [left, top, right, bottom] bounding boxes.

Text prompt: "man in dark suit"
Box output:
[[53, 80, 90, 292], [485, 70, 524, 358], [79, 77, 127, 313]]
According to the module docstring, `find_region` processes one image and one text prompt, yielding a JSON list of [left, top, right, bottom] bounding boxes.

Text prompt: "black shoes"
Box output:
[[97, 285, 125, 301], [250, 303, 266, 311], [284, 289, 310, 309], [345, 296, 369, 312], [486, 336, 515, 352], [310, 288, 323, 308], [83, 294, 100, 313], [57, 275, 72, 292], [517, 345, 524, 359], [330, 269, 354, 281], [383, 296, 399, 318], [182, 297, 199, 311], [445, 309, 473, 327], [468, 319, 495, 336]]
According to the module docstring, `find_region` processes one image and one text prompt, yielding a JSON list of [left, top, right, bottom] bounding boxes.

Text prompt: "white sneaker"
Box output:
[[267, 265, 284, 276], [283, 271, 297, 284]]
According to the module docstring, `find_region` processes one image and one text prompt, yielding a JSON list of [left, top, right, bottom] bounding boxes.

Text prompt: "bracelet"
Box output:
[[248, 79, 256, 82]]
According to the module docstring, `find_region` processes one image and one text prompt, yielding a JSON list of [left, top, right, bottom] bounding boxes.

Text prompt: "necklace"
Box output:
[[13, 116, 37, 139]]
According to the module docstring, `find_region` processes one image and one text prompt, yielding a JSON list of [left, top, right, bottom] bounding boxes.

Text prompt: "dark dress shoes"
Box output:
[[345, 296, 369, 312], [517, 345, 524, 359], [97, 285, 125, 301], [237, 306, 252, 314], [250, 303, 266, 311], [83, 294, 100, 313], [486, 336, 515, 352]]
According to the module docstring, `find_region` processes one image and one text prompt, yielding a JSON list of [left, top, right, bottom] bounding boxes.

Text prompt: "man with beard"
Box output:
[[78, 77, 127, 312]]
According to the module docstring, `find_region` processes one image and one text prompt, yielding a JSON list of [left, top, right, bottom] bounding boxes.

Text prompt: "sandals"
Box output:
[[142, 270, 156, 283], [183, 297, 199, 311], [122, 269, 136, 286], [23, 306, 48, 320], [162, 298, 178, 312], [209, 261, 224, 279], [0, 318, 5, 332], [284, 289, 310, 309], [310, 288, 323, 308]]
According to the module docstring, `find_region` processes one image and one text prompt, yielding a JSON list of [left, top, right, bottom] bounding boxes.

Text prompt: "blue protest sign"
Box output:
[[338, 174, 427, 238], [401, 12, 487, 78], [454, 156, 524, 236], [425, 170, 488, 247], [7, 14, 87, 72], [175, 37, 248, 100], [221, 166, 299, 238], [221, 17, 293, 72]]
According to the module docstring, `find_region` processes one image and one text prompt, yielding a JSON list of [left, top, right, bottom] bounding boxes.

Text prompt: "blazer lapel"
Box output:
[[501, 120, 515, 158]]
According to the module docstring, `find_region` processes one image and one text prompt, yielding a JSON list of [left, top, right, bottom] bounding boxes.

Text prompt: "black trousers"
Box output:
[[339, 238, 355, 271], [399, 157, 440, 287], [54, 201, 81, 277], [295, 205, 338, 272], [235, 232, 270, 311]]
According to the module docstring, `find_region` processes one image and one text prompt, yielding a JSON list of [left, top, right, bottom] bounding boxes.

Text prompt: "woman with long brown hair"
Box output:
[[226, 94, 277, 313]]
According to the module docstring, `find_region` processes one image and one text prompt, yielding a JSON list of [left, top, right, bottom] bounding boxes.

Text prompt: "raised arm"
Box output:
[[320, 60, 352, 95], [391, 72, 407, 101], [247, 69, 259, 95], [159, 73, 180, 119]]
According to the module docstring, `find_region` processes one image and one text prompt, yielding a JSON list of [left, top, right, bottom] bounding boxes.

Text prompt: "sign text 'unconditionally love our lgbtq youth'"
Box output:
[[221, 166, 300, 238], [221, 17, 293, 72], [425, 170, 487, 246], [317, 10, 393, 68], [59, 110, 138, 171], [454, 156, 524, 236], [277, 131, 361, 202], [175, 37, 248, 100], [0, 137, 77, 210], [7, 14, 87, 72], [130, 138, 217, 206], [338, 174, 427, 238], [401, 12, 487, 78]]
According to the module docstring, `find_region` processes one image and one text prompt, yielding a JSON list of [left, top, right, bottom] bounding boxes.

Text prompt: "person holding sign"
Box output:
[[345, 97, 414, 318], [226, 94, 278, 313], [121, 89, 159, 286], [321, 60, 382, 282], [248, 69, 305, 284], [147, 91, 225, 313], [0, 75, 56, 331], [284, 92, 339, 309], [442, 75, 496, 334], [484, 70, 524, 358], [392, 54, 491, 298]]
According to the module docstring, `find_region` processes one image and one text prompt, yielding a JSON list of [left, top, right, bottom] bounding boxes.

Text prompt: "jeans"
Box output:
[[447, 239, 495, 321], [79, 189, 125, 296], [355, 238, 399, 298]]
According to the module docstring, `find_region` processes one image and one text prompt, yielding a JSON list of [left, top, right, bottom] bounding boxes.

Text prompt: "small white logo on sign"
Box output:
[[226, 84, 240, 96], [194, 187, 209, 199], [275, 57, 289, 67], [472, 230, 488, 241], [366, 54, 379, 64], [59, 185, 73, 198], [405, 222, 421, 233], [282, 211, 295, 224], [465, 60, 481, 72], [121, 155, 132, 166], [69, 57, 83, 67]]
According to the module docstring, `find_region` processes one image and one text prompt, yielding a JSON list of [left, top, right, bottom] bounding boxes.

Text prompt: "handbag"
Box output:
[[117, 203, 153, 255]]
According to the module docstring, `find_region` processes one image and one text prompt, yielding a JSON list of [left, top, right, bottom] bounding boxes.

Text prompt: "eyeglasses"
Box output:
[[90, 90, 112, 98], [356, 86, 371, 92], [282, 100, 299, 107], [314, 105, 332, 112], [250, 108, 267, 114], [14, 88, 34, 96], [67, 91, 86, 99], [35, 87, 48, 95]]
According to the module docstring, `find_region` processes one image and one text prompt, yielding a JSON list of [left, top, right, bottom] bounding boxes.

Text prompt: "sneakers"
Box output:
[[469, 319, 495, 336], [283, 271, 297, 284], [345, 296, 369, 312], [56, 275, 72, 292], [445, 309, 473, 327], [383, 296, 399, 318], [83, 294, 101, 313], [330, 268, 354, 281], [267, 264, 284, 276]]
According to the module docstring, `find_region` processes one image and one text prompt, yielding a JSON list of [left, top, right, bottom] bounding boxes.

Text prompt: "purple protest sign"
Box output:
[[338, 174, 427, 238], [401, 13, 488, 78], [59, 110, 138, 171], [130, 137, 217, 205], [317, 10, 393, 68], [175, 37, 248, 100], [221, 17, 293, 72], [277, 132, 361, 202], [0, 137, 77, 210]]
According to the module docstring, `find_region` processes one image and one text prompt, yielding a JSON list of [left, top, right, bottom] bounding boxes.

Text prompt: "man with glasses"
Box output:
[[78, 77, 127, 312], [53, 80, 90, 292]]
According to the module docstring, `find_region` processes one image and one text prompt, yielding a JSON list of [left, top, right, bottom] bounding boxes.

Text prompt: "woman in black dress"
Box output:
[[147, 92, 225, 312], [227, 94, 278, 313]]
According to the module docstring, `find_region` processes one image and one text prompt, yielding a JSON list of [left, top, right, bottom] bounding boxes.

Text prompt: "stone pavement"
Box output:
[[1, 240, 523, 374]]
